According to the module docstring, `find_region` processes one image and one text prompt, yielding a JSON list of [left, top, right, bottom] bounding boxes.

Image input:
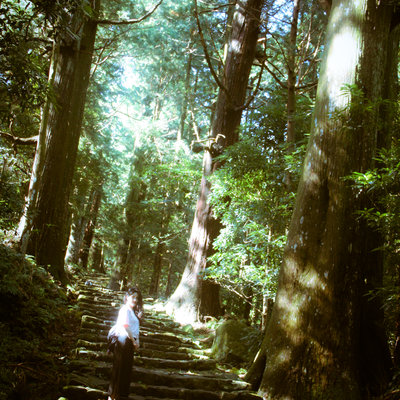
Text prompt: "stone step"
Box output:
[[77, 328, 205, 355], [69, 360, 250, 392], [78, 318, 189, 340], [75, 344, 203, 361], [80, 312, 181, 329], [79, 315, 196, 345], [77, 302, 180, 324], [65, 373, 260, 400], [62, 384, 178, 400], [64, 273, 262, 400], [73, 347, 216, 371], [81, 334, 201, 355]]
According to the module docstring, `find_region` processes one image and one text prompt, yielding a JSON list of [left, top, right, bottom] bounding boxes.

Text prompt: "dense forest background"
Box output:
[[1, 0, 400, 399]]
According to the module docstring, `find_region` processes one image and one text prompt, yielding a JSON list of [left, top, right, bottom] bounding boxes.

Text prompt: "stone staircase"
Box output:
[[62, 273, 262, 400]]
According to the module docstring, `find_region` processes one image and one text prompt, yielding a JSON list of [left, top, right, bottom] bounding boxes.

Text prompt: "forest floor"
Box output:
[[2, 295, 82, 400], [0, 243, 85, 400]]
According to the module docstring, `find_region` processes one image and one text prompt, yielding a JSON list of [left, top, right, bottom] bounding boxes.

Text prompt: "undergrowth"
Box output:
[[0, 244, 81, 400]]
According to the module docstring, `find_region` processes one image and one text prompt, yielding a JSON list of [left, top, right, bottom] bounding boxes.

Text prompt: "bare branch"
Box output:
[[296, 81, 318, 91], [198, 3, 236, 14], [269, 30, 289, 68], [261, 59, 287, 89], [194, 0, 229, 96], [240, 41, 267, 111], [0, 131, 38, 146], [96, 0, 162, 25]]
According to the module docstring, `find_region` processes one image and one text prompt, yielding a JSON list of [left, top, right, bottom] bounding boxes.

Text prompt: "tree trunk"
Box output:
[[65, 182, 90, 266], [17, 45, 58, 252], [91, 240, 105, 273], [164, 261, 173, 298], [24, 0, 100, 282], [243, 286, 253, 323], [115, 162, 147, 286], [149, 240, 164, 298], [382, 22, 400, 369], [199, 280, 223, 319], [253, 2, 396, 398], [165, 0, 264, 325], [79, 186, 102, 269], [261, 297, 273, 331]]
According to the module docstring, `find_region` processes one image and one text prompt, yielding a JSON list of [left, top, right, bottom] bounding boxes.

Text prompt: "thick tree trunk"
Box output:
[[253, 2, 396, 398], [382, 23, 400, 369], [17, 47, 58, 252], [24, 0, 100, 282], [165, 0, 264, 324]]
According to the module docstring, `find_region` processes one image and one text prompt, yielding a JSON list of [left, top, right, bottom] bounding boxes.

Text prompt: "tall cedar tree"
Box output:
[[165, 0, 264, 323], [246, 1, 399, 398], [19, 0, 100, 282]]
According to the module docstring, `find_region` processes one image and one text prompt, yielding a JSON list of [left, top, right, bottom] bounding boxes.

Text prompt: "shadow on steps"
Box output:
[[62, 273, 262, 400]]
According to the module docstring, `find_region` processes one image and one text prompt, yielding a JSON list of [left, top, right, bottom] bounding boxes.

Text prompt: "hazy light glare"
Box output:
[[325, 3, 363, 111]]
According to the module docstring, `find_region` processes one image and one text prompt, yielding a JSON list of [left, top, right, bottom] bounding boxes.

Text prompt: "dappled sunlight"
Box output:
[[301, 139, 327, 195], [298, 265, 326, 291], [228, 3, 246, 56], [322, 1, 364, 112], [229, 39, 242, 54], [274, 259, 327, 335]]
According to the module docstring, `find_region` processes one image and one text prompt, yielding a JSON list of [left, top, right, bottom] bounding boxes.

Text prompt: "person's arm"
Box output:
[[124, 325, 139, 349], [124, 309, 140, 349]]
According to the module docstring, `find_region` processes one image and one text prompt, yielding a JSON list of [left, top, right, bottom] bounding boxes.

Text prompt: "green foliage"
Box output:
[[0, 157, 25, 233], [0, 0, 50, 120], [0, 245, 77, 400], [207, 131, 305, 317], [104, 136, 203, 294]]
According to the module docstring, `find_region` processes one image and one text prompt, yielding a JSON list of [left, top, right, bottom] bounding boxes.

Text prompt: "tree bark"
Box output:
[[165, 0, 264, 324], [164, 261, 173, 298], [79, 186, 102, 269], [149, 240, 164, 298], [23, 0, 100, 282], [115, 159, 147, 286], [91, 240, 105, 273], [17, 47, 58, 252], [65, 213, 87, 266], [253, 2, 396, 398]]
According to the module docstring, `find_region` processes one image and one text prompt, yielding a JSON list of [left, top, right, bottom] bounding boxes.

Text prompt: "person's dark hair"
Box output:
[[124, 286, 144, 319]]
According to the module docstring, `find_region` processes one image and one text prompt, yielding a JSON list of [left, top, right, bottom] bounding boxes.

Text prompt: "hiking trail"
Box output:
[[62, 272, 262, 400]]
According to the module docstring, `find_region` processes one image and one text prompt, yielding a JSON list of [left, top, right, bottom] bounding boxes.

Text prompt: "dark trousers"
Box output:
[[108, 333, 134, 400]]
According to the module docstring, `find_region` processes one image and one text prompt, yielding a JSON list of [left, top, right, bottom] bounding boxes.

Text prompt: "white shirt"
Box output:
[[115, 304, 140, 344]]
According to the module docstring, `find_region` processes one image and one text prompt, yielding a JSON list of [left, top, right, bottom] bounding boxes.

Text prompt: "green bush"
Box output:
[[0, 245, 77, 400]]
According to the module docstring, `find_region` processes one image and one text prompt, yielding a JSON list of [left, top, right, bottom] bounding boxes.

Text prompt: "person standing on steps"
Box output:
[[107, 286, 144, 400]]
